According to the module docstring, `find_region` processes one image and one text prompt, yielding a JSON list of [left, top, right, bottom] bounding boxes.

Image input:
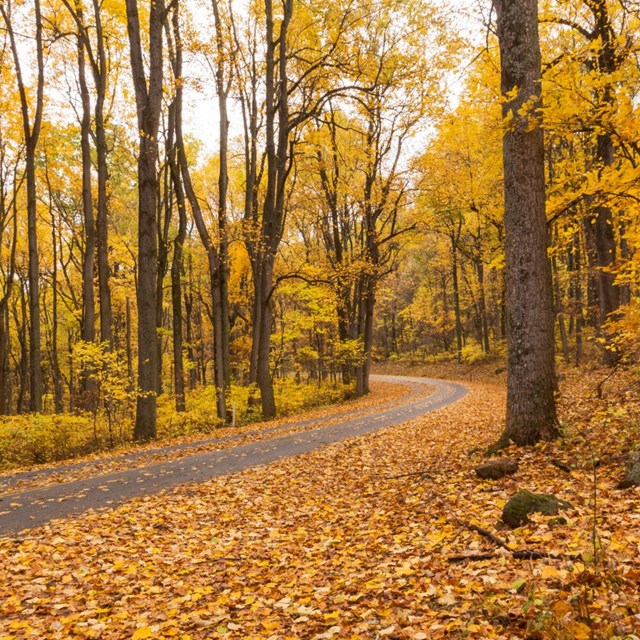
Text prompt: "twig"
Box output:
[[453, 516, 511, 550], [448, 553, 496, 563], [512, 550, 561, 560], [449, 517, 581, 563], [550, 458, 572, 473], [595, 365, 621, 399]]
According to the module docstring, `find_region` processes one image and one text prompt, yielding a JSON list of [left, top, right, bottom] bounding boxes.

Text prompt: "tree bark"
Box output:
[[126, 0, 164, 440], [493, 0, 559, 447]]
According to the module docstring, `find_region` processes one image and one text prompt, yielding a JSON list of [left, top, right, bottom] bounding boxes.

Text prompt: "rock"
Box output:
[[475, 458, 519, 480], [501, 489, 573, 528], [618, 451, 640, 489]]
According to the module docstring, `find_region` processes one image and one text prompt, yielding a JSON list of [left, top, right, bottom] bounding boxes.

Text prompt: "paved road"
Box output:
[[0, 375, 467, 535]]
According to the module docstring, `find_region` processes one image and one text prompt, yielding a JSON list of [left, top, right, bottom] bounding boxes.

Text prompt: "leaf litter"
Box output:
[[0, 370, 639, 639]]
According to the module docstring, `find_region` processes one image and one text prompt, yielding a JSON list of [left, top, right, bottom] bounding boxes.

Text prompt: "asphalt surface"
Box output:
[[0, 375, 467, 535]]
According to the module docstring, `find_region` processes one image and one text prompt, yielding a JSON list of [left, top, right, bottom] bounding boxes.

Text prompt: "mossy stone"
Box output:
[[502, 489, 572, 528], [618, 451, 640, 489]]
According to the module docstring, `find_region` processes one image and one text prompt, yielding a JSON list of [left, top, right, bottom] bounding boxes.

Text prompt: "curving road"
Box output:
[[0, 375, 467, 536]]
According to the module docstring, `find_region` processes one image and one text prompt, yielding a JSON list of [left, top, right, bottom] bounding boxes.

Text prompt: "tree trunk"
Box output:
[[126, 0, 164, 441], [476, 260, 490, 352], [126, 296, 133, 381], [253, 0, 293, 419], [95, 73, 113, 347], [50, 211, 63, 414], [78, 28, 95, 349], [590, 0, 621, 363], [212, 0, 231, 392], [0, 304, 9, 415], [76, 22, 99, 410], [16, 284, 29, 413], [493, 0, 559, 448], [0, 178, 18, 415], [184, 260, 198, 390], [451, 231, 463, 362], [257, 256, 276, 417], [166, 25, 187, 412], [2, 0, 45, 412]]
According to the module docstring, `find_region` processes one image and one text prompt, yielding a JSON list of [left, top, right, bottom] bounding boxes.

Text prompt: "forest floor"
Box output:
[[1, 363, 639, 639]]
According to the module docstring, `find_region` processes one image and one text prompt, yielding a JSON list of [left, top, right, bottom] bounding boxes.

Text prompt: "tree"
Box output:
[[493, 0, 559, 447], [126, 0, 164, 440], [1, 0, 45, 412], [171, 0, 231, 421]]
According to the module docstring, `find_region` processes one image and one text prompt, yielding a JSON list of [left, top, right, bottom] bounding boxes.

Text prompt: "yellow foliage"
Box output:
[[0, 413, 128, 469]]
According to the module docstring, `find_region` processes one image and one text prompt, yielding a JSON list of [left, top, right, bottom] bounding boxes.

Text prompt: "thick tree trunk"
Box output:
[[134, 134, 160, 440], [126, 0, 164, 441], [26, 144, 42, 412], [494, 0, 559, 448]]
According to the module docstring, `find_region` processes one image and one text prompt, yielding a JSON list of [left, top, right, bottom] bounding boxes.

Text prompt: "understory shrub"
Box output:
[[0, 379, 355, 470], [0, 413, 131, 469]]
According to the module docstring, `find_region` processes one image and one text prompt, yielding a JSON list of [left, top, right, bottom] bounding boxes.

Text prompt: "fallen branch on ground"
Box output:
[[550, 458, 572, 473], [448, 516, 581, 563]]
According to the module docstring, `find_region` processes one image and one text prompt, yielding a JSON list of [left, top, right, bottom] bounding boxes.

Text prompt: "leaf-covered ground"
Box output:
[[0, 381, 414, 496], [1, 371, 639, 639]]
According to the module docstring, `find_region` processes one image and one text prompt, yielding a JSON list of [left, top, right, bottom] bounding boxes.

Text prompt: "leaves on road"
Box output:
[[0, 381, 413, 497]]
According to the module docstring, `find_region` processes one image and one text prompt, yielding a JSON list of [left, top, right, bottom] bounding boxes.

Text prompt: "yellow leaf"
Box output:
[[554, 600, 572, 617], [541, 565, 561, 580], [568, 622, 592, 640], [132, 627, 153, 640]]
